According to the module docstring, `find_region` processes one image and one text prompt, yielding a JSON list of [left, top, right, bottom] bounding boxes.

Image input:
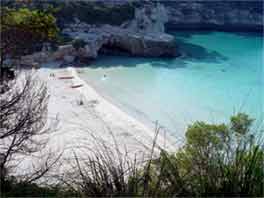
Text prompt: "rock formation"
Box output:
[[63, 25, 177, 59], [9, 1, 263, 66], [3, 1, 262, 32], [161, 1, 263, 32], [124, 2, 169, 34], [60, 3, 178, 61]]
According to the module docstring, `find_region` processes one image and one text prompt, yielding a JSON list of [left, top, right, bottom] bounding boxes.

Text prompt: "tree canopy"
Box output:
[[1, 7, 58, 60], [150, 113, 263, 196]]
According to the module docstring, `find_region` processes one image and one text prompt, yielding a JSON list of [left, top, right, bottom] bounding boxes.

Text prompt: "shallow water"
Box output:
[[79, 31, 263, 138]]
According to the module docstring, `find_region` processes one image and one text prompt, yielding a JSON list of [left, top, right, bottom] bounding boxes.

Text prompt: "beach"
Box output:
[[33, 62, 176, 169], [12, 31, 262, 179]]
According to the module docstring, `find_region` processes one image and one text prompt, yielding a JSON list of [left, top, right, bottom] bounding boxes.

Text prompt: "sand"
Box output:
[[10, 62, 178, 179], [34, 62, 177, 165]]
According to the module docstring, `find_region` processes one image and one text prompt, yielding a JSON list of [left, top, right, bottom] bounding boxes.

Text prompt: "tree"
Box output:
[[0, 7, 59, 63], [121, 113, 263, 197], [173, 113, 263, 196], [0, 6, 61, 196], [0, 74, 60, 194]]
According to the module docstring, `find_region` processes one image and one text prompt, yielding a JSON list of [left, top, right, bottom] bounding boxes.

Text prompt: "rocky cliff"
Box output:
[[102, 0, 263, 32], [4, 1, 262, 32], [61, 3, 178, 59], [17, 3, 178, 66], [97, 0, 263, 32], [162, 1, 263, 32]]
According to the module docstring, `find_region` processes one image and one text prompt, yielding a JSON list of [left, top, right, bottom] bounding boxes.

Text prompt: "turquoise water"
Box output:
[[80, 32, 263, 138]]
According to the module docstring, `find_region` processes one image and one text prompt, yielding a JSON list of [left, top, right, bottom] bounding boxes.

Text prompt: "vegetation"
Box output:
[[72, 38, 86, 51], [1, 1, 135, 27], [54, 2, 135, 27], [3, 177, 77, 197], [140, 113, 263, 196], [0, 7, 58, 61], [61, 113, 262, 197], [0, 74, 61, 196], [2, 112, 262, 197], [0, 4, 263, 198]]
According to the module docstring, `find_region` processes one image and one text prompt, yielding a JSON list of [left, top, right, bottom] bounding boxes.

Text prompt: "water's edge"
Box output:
[[78, 31, 263, 137]]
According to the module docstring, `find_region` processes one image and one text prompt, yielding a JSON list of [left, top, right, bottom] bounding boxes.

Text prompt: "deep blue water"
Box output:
[[79, 31, 263, 138]]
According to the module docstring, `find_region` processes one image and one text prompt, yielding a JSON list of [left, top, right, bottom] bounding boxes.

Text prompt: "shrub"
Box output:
[[1, 7, 59, 60], [55, 2, 135, 26], [62, 113, 263, 197], [72, 39, 86, 51], [145, 113, 264, 196]]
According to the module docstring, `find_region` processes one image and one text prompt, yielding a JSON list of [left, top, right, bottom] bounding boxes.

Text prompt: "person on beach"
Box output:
[[50, 73, 55, 77], [102, 74, 107, 80]]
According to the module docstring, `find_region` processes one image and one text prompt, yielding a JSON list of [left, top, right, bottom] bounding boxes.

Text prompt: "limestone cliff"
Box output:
[[163, 1, 263, 32], [4, 1, 262, 32], [61, 3, 178, 60], [123, 2, 168, 34]]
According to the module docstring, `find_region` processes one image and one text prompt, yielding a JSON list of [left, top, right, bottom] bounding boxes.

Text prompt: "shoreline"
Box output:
[[67, 66, 177, 150], [76, 67, 184, 146], [36, 63, 177, 163], [76, 68, 164, 134]]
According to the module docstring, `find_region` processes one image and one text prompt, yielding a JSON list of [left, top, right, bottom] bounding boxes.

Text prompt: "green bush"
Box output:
[[72, 38, 86, 50], [1, 7, 59, 58], [2, 177, 77, 197], [140, 113, 264, 196], [64, 113, 263, 197], [55, 2, 135, 26]]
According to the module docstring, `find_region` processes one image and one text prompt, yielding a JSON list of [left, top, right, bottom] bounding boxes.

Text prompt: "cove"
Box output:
[[79, 31, 263, 139]]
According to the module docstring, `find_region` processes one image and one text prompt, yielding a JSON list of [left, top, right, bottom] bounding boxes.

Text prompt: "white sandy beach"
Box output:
[[24, 62, 177, 174]]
